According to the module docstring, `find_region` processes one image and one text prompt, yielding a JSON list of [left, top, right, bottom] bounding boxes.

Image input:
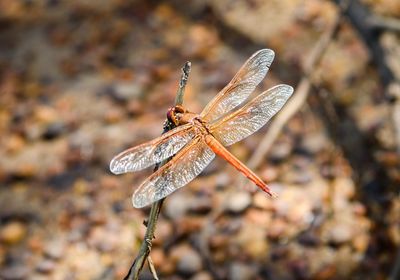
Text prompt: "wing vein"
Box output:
[[200, 49, 275, 122], [110, 124, 195, 174], [210, 84, 294, 146], [132, 136, 215, 208]]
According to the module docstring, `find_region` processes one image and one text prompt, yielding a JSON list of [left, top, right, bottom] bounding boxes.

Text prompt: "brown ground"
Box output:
[[0, 1, 399, 279]]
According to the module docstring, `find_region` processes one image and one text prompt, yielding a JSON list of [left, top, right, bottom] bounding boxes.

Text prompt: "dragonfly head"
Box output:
[[167, 105, 198, 126], [167, 105, 186, 126]]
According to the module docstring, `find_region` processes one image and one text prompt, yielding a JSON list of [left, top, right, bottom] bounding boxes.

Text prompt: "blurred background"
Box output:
[[0, 0, 399, 279]]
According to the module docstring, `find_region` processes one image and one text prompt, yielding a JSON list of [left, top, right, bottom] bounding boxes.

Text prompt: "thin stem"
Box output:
[[124, 61, 192, 280], [175, 61, 191, 106], [246, 14, 341, 171], [147, 256, 159, 280], [368, 16, 400, 33]]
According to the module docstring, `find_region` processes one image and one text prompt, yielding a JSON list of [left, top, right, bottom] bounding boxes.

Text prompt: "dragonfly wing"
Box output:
[[132, 136, 215, 208], [200, 49, 275, 122], [210, 84, 293, 146], [110, 123, 196, 174]]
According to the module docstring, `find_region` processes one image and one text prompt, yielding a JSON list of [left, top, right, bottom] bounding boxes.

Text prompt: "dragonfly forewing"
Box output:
[[110, 124, 196, 174], [200, 49, 275, 122], [210, 84, 294, 146], [132, 136, 215, 208]]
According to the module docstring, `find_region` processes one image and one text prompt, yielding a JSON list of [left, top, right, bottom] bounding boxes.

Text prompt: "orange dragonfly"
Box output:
[[110, 49, 293, 208]]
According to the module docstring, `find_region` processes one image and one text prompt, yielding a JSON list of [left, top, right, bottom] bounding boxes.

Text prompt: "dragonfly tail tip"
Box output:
[[268, 190, 278, 198]]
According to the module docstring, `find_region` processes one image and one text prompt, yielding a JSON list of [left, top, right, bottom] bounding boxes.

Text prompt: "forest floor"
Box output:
[[0, 1, 399, 279]]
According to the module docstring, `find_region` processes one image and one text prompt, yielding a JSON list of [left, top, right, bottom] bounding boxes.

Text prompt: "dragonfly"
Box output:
[[110, 49, 293, 208]]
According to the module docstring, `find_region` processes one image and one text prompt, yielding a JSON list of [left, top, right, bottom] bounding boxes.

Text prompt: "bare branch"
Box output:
[[147, 256, 159, 280], [124, 61, 192, 280], [333, 0, 400, 152], [246, 15, 341, 170], [368, 16, 400, 33]]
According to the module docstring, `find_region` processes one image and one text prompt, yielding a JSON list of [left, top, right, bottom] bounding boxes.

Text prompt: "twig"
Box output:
[[147, 256, 159, 280], [124, 61, 192, 280], [368, 16, 400, 33], [332, 0, 395, 87], [175, 61, 192, 106], [334, 0, 400, 154], [381, 34, 400, 154], [390, 246, 400, 280], [246, 15, 341, 171], [334, 0, 400, 153]]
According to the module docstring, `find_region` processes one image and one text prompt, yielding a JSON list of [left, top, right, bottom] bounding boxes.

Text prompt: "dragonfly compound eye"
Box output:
[[166, 107, 179, 126]]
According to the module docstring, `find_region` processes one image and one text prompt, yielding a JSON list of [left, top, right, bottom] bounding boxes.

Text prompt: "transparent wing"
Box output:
[[200, 49, 275, 122], [132, 137, 215, 208], [210, 84, 293, 146], [110, 124, 196, 174]]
